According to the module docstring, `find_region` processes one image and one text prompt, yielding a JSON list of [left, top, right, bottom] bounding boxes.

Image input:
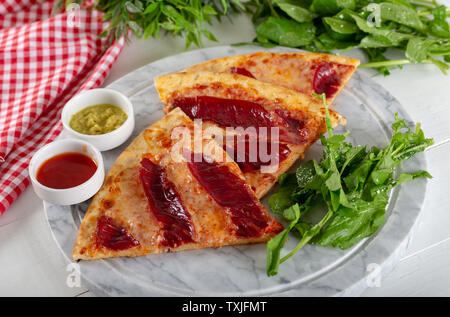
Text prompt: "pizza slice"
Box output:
[[184, 51, 360, 103], [154, 71, 346, 199], [72, 108, 283, 261]]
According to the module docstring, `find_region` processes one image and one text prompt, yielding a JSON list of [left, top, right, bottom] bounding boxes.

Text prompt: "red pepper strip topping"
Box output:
[[312, 62, 342, 98], [172, 96, 308, 144], [228, 67, 256, 79], [274, 108, 309, 144], [223, 135, 291, 173], [96, 216, 140, 251], [184, 150, 269, 238], [139, 158, 195, 248], [173, 96, 273, 130]]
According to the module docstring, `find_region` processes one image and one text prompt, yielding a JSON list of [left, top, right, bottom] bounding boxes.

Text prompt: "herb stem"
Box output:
[[359, 59, 412, 69], [279, 237, 310, 264], [409, 0, 438, 7], [279, 209, 334, 264], [393, 143, 429, 159], [314, 93, 333, 135], [429, 51, 450, 56], [266, 0, 279, 18], [418, 8, 450, 16], [391, 144, 406, 157]]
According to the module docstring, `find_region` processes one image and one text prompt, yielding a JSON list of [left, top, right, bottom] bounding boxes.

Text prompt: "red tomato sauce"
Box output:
[[36, 152, 97, 189]]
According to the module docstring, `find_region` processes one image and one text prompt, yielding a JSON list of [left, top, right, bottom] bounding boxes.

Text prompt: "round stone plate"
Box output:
[[45, 45, 428, 296]]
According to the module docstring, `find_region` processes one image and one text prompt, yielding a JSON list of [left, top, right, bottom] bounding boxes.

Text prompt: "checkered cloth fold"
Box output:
[[0, 0, 125, 214]]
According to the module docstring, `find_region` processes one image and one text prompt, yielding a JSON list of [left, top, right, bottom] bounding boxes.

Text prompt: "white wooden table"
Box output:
[[1, 12, 450, 297]]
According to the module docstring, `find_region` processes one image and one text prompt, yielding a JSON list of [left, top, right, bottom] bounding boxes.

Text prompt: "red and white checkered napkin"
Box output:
[[0, 0, 125, 214]]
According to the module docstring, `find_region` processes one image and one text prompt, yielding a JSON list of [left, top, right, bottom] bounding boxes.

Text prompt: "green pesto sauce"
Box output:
[[69, 104, 128, 135]]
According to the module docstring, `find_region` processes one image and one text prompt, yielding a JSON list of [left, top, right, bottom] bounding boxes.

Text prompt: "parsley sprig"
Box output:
[[266, 93, 433, 276], [54, 0, 244, 48]]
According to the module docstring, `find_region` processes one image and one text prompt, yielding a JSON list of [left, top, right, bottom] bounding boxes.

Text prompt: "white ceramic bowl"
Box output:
[[61, 88, 134, 151], [29, 138, 105, 205]]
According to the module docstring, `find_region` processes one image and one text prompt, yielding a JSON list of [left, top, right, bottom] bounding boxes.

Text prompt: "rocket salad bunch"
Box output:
[[266, 93, 433, 276], [247, 0, 450, 75]]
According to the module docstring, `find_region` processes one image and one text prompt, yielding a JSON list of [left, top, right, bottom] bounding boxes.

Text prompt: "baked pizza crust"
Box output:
[[154, 71, 346, 198], [184, 51, 359, 103], [72, 108, 282, 261]]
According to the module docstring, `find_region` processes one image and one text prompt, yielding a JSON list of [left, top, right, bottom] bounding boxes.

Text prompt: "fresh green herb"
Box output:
[[247, 0, 450, 74], [53, 0, 244, 48], [256, 17, 316, 47], [55, 0, 450, 73], [266, 93, 433, 276]]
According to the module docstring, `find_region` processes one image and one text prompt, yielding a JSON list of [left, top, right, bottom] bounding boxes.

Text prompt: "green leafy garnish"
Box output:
[[53, 0, 245, 48], [266, 93, 433, 276], [247, 0, 450, 74], [55, 0, 450, 73]]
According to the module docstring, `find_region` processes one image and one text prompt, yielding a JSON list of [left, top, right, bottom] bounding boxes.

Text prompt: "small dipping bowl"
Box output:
[[61, 88, 134, 151], [29, 138, 105, 205]]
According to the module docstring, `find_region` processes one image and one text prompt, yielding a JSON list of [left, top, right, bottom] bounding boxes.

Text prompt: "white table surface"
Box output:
[[1, 11, 450, 297]]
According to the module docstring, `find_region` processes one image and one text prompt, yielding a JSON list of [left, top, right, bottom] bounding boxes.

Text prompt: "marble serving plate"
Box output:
[[45, 46, 428, 296]]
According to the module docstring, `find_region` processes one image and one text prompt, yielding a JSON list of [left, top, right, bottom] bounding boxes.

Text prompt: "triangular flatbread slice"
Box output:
[[72, 108, 283, 261], [154, 71, 346, 199], [184, 52, 359, 103]]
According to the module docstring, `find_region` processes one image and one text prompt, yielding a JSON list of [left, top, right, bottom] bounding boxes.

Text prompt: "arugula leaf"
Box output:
[[405, 38, 435, 63], [323, 16, 359, 34], [273, 0, 317, 22], [268, 174, 297, 213], [256, 17, 316, 47], [315, 33, 358, 51], [362, 47, 392, 75], [312, 194, 388, 249], [310, 0, 356, 16], [429, 5, 450, 38], [347, 11, 414, 45], [265, 93, 433, 276], [246, 0, 450, 74], [279, 208, 334, 267], [368, 3, 426, 32], [296, 160, 317, 187], [267, 204, 301, 276]]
